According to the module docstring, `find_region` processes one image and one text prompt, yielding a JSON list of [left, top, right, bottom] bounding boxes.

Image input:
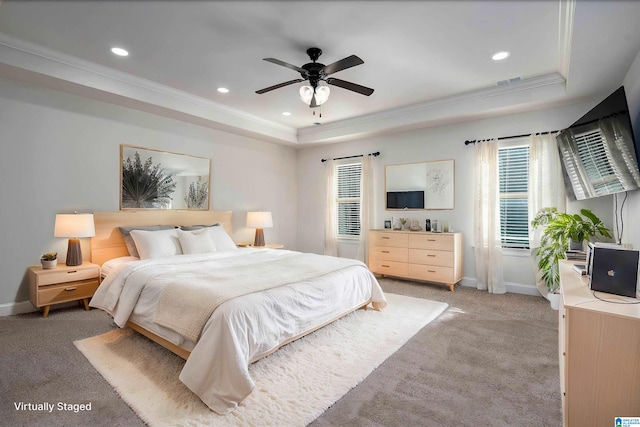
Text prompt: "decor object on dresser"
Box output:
[[40, 252, 57, 269], [558, 260, 640, 426], [531, 207, 611, 293], [29, 262, 100, 317], [369, 229, 463, 291], [54, 213, 96, 266], [120, 145, 211, 210], [247, 211, 273, 247]]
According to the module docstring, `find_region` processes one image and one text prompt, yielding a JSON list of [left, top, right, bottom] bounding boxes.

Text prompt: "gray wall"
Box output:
[[0, 76, 297, 308], [296, 102, 613, 293], [622, 46, 640, 250]]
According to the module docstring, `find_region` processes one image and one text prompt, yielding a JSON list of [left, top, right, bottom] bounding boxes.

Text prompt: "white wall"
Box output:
[[0, 76, 297, 308], [622, 47, 640, 250], [296, 102, 613, 293]]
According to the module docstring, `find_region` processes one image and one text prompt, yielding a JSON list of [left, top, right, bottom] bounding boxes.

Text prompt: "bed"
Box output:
[[88, 210, 387, 414]]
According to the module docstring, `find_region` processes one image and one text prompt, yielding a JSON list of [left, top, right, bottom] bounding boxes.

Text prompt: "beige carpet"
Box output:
[[74, 293, 448, 427]]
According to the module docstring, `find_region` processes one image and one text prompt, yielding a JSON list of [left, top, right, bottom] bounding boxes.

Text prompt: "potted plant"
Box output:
[[531, 207, 612, 298], [41, 252, 58, 269]]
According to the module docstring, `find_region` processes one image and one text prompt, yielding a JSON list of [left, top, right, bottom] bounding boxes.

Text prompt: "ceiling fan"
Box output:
[[255, 47, 374, 108]]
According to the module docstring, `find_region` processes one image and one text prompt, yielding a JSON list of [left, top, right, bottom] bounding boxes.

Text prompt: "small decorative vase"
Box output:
[[409, 219, 423, 231], [392, 219, 402, 230], [41, 259, 57, 269]]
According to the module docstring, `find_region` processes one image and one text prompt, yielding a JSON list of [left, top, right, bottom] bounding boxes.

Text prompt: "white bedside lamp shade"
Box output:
[[247, 211, 273, 247], [54, 213, 95, 266]]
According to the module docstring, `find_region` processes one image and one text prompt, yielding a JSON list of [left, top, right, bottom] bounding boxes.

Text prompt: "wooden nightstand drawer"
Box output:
[[36, 267, 98, 286], [38, 279, 100, 305]]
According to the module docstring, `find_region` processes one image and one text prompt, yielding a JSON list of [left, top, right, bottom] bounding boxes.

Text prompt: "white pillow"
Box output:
[[130, 228, 182, 260], [101, 256, 139, 277], [206, 225, 238, 251], [177, 228, 216, 254]]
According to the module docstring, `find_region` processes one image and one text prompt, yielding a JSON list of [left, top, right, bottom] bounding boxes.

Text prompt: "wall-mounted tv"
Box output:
[[386, 190, 425, 209], [556, 86, 640, 200]]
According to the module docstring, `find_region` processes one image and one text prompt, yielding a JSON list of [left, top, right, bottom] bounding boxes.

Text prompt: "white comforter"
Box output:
[[90, 249, 387, 414]]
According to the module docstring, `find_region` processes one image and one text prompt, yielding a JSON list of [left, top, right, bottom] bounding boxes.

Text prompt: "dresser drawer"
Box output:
[[409, 249, 454, 267], [38, 279, 100, 306], [408, 264, 454, 284], [36, 267, 99, 286], [369, 246, 408, 263], [369, 259, 409, 277], [369, 231, 408, 248], [409, 234, 454, 251]]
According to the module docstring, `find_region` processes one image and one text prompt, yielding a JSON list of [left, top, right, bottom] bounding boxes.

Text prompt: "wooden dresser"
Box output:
[[368, 229, 463, 291], [558, 260, 640, 426]]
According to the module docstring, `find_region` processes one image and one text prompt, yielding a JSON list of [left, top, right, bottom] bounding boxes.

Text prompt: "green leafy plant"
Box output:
[[184, 181, 209, 209], [122, 151, 176, 208], [531, 207, 612, 293], [41, 252, 57, 261]]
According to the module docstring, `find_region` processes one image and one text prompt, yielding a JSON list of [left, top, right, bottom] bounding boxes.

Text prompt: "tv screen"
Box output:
[[386, 191, 424, 209], [556, 86, 640, 200]]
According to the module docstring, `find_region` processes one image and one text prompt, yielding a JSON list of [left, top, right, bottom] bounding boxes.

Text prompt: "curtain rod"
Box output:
[[321, 151, 380, 163], [464, 130, 560, 146]]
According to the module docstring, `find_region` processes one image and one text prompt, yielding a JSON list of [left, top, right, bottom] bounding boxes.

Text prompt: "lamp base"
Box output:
[[253, 228, 265, 247], [66, 238, 83, 266]]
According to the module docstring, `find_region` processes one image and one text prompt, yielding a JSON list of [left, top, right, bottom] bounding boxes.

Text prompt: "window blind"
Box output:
[[573, 129, 625, 196], [336, 162, 361, 237], [499, 145, 530, 248]]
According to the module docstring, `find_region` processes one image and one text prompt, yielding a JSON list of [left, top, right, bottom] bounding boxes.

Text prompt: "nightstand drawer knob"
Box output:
[[67, 271, 78, 274], [64, 287, 78, 291]]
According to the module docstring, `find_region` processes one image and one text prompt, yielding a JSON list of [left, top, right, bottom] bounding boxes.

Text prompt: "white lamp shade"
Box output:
[[299, 85, 330, 106], [54, 214, 96, 238], [247, 211, 273, 229]]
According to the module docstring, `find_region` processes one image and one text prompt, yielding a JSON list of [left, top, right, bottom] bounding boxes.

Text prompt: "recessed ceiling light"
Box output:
[[111, 47, 129, 57], [492, 51, 510, 61], [282, 112, 292, 116], [217, 87, 229, 93]]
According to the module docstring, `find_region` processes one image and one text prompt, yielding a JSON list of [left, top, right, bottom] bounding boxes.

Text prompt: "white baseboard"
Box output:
[[0, 300, 37, 317], [459, 277, 543, 297]]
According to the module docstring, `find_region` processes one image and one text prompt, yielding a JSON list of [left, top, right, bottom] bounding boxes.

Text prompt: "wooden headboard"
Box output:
[[91, 210, 233, 266]]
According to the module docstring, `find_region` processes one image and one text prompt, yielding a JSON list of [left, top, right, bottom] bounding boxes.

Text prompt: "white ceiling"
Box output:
[[1, 1, 640, 145]]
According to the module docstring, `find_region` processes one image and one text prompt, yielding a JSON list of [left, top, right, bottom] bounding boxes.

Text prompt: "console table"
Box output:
[[558, 260, 640, 426]]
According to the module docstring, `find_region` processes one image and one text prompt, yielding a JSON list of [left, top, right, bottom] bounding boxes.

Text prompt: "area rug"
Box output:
[[74, 293, 448, 427]]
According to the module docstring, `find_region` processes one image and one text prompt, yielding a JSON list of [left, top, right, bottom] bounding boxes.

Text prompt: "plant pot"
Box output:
[[569, 239, 584, 251], [547, 292, 560, 310], [41, 259, 57, 269]]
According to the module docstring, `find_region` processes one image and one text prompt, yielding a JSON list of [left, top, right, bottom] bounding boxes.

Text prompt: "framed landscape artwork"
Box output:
[[120, 145, 211, 210]]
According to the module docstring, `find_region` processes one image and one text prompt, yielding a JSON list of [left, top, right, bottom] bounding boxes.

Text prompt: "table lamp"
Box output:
[[247, 211, 273, 247], [54, 213, 96, 266]]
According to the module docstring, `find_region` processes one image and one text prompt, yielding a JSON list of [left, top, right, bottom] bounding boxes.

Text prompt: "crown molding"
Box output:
[[558, 0, 575, 79], [0, 33, 298, 144], [297, 73, 567, 144]]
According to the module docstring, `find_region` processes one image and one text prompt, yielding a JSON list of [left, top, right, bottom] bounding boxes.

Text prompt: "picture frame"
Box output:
[[424, 159, 455, 209], [384, 220, 391, 229], [120, 145, 211, 210]]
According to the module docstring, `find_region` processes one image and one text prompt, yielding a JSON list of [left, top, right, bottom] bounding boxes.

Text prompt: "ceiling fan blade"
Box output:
[[263, 58, 308, 75], [255, 79, 304, 94], [326, 78, 374, 96], [322, 55, 364, 76]]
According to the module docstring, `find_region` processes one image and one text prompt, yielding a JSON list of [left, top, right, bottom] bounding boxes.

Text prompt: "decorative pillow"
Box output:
[[119, 225, 175, 257], [177, 229, 216, 254], [180, 223, 221, 231], [101, 256, 140, 277], [180, 224, 237, 251], [130, 228, 182, 260]]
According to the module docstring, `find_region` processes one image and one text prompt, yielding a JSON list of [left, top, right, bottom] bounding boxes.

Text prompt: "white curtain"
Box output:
[[528, 133, 566, 248], [528, 133, 566, 296], [356, 155, 373, 263], [473, 139, 505, 294], [324, 159, 338, 256]]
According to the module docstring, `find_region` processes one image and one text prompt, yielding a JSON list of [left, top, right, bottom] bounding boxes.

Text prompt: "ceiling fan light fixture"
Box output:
[[299, 85, 330, 107]]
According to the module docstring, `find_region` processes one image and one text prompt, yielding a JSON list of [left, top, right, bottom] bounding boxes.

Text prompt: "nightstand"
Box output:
[[28, 262, 101, 317]]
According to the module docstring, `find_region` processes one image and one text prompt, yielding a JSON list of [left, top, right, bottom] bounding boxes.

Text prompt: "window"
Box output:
[[572, 128, 625, 196], [336, 161, 362, 238], [498, 144, 530, 248]]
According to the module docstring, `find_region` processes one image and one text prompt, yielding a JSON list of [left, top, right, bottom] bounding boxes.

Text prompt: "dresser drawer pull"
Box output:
[[381, 265, 390, 268], [64, 287, 78, 291], [381, 237, 390, 239], [428, 270, 436, 273], [427, 254, 436, 257], [381, 250, 390, 253], [427, 239, 436, 242], [67, 271, 78, 274]]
